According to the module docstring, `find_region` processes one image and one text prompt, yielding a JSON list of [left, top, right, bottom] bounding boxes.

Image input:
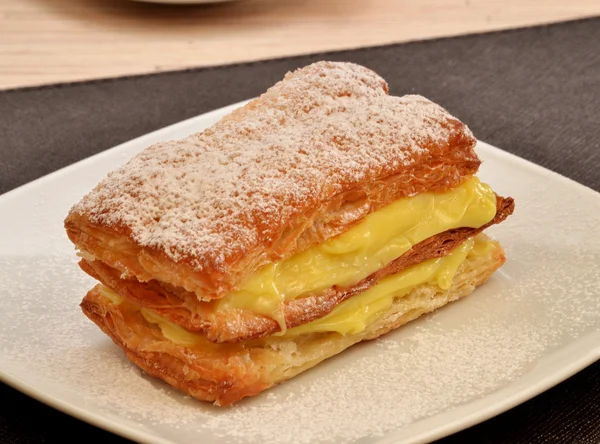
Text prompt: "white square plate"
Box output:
[[1, 101, 599, 444]]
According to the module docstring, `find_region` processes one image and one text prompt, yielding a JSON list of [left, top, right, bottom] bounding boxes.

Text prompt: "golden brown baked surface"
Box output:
[[80, 235, 506, 406], [65, 61, 480, 300], [77, 194, 514, 343]]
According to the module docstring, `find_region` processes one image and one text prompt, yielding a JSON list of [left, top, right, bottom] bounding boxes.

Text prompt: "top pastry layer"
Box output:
[[65, 61, 479, 299]]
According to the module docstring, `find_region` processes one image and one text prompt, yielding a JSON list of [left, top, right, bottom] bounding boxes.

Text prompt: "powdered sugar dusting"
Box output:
[[70, 62, 469, 272]]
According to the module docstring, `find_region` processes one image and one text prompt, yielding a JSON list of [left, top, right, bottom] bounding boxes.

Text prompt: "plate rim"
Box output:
[[0, 370, 172, 444], [3, 333, 598, 444]]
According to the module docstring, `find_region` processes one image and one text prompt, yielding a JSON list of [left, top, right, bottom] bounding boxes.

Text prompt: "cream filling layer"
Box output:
[[217, 177, 496, 328], [286, 238, 475, 336], [97, 236, 497, 344]]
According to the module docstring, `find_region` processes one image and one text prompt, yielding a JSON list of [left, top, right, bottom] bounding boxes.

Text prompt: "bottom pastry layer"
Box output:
[[80, 235, 506, 406]]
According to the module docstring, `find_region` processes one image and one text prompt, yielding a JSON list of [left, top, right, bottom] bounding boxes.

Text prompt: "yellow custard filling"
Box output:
[[104, 236, 497, 345], [98, 285, 123, 305], [217, 177, 497, 327], [140, 307, 214, 348], [287, 238, 474, 336]]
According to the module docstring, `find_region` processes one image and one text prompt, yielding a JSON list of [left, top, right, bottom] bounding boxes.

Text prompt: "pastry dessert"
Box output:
[[65, 61, 514, 406]]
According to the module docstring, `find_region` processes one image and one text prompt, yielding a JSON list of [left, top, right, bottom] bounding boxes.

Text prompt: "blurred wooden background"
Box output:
[[1, 0, 598, 89]]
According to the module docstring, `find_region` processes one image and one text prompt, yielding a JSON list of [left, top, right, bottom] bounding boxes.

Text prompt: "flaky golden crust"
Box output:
[[80, 236, 506, 406], [65, 62, 480, 300], [77, 195, 514, 343], [80, 296, 270, 404]]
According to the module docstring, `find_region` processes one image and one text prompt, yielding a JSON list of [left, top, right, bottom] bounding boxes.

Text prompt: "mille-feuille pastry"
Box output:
[[65, 61, 514, 406]]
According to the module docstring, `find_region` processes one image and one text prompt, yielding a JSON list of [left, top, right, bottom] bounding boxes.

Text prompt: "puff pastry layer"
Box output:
[[77, 194, 513, 343], [81, 235, 506, 406], [65, 61, 481, 300]]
